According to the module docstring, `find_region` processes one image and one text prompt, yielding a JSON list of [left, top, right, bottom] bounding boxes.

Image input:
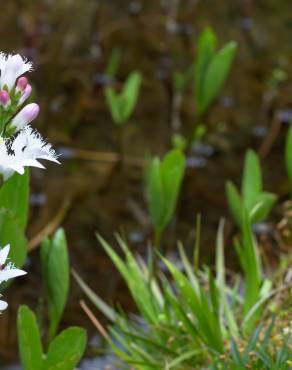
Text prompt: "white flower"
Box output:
[[0, 299, 8, 311], [0, 53, 32, 91], [0, 126, 60, 181], [0, 244, 26, 312]]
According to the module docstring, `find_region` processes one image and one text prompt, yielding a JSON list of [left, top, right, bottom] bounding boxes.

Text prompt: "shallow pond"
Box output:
[[0, 0, 292, 367]]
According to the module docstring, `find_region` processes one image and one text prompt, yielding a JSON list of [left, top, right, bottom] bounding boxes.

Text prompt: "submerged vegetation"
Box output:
[[1, 1, 292, 369]]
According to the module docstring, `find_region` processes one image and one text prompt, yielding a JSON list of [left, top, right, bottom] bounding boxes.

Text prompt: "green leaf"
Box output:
[[105, 72, 141, 125], [41, 229, 69, 341], [249, 192, 277, 224], [195, 27, 216, 111], [145, 149, 185, 233], [0, 208, 27, 267], [199, 41, 237, 114], [285, 125, 292, 194], [216, 220, 238, 337], [242, 149, 262, 211], [46, 327, 86, 370], [17, 305, 44, 370], [160, 149, 185, 230], [0, 170, 29, 230], [105, 88, 123, 125], [120, 71, 142, 121], [240, 209, 262, 321], [225, 181, 244, 227]]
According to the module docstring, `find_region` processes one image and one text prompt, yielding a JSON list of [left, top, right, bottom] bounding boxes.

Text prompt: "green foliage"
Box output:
[[212, 319, 292, 369], [226, 149, 277, 228], [45, 327, 87, 370], [0, 171, 29, 267], [0, 208, 27, 268], [285, 125, 292, 194], [145, 149, 186, 236], [105, 71, 142, 125], [234, 209, 264, 333], [17, 305, 86, 370], [41, 229, 70, 341], [17, 305, 44, 370], [75, 223, 275, 369], [195, 27, 237, 114], [0, 170, 29, 231]]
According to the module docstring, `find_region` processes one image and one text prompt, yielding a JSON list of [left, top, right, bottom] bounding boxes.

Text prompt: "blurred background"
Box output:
[[1, 0, 292, 367]]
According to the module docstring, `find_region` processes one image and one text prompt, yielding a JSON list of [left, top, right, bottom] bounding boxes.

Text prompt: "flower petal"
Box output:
[[0, 245, 9, 266], [0, 299, 8, 311]]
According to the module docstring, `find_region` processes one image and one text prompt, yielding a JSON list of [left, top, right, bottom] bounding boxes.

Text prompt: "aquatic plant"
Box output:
[[226, 149, 277, 229], [73, 137, 292, 368], [0, 52, 59, 310], [195, 27, 237, 116], [145, 148, 186, 250], [0, 53, 86, 369], [17, 229, 87, 370], [75, 215, 287, 369], [18, 305, 86, 370], [105, 71, 142, 126]]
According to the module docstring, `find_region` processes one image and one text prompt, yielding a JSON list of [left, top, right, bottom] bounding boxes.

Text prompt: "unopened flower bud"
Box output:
[[16, 76, 28, 92], [0, 90, 11, 109], [18, 84, 32, 106], [11, 103, 40, 131]]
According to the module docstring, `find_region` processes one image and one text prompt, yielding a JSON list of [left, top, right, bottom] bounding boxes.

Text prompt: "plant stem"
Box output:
[[193, 213, 201, 273], [151, 229, 162, 279]]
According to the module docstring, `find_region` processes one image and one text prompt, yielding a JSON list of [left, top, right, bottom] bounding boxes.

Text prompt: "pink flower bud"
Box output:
[[18, 84, 32, 106], [16, 76, 28, 92], [11, 103, 40, 131], [0, 90, 11, 109]]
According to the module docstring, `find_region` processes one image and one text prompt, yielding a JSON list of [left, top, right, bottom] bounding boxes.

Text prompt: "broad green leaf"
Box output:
[[199, 41, 237, 114], [120, 71, 142, 121], [0, 208, 27, 267], [0, 170, 29, 230], [146, 150, 186, 233], [160, 149, 185, 230], [17, 305, 44, 370], [41, 229, 69, 340], [249, 192, 277, 224], [195, 27, 216, 111], [225, 181, 244, 227], [285, 125, 292, 194], [46, 327, 86, 370], [242, 150, 262, 211], [105, 72, 141, 125]]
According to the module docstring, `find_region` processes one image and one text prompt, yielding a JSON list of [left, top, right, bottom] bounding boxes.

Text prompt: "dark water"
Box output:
[[1, 0, 292, 366]]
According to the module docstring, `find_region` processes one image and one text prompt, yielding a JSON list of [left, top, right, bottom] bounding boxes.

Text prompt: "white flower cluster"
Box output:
[[0, 52, 59, 181], [0, 245, 26, 311], [0, 126, 59, 180]]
